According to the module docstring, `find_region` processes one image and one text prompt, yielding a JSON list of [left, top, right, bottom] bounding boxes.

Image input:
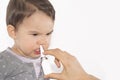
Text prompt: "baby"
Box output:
[[0, 0, 55, 80]]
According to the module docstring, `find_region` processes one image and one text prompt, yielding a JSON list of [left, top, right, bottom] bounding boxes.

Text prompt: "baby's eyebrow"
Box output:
[[28, 31, 39, 33], [28, 30, 53, 35]]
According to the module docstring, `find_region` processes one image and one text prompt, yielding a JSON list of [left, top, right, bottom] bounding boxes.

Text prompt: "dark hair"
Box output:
[[6, 0, 55, 28]]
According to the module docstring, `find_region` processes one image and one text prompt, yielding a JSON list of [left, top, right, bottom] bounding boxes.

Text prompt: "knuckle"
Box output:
[[56, 48, 60, 50]]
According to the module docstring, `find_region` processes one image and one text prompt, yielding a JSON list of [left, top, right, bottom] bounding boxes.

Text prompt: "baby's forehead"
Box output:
[[22, 11, 54, 25], [17, 11, 54, 31]]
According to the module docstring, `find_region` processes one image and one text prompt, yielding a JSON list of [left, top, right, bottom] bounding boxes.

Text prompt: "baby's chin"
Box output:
[[30, 55, 40, 59], [28, 52, 40, 59]]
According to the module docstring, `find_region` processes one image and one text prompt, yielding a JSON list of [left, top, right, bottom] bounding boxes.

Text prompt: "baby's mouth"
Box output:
[[34, 49, 40, 55]]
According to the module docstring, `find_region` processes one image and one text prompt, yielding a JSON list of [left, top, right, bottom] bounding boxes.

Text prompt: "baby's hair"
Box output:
[[6, 0, 55, 29]]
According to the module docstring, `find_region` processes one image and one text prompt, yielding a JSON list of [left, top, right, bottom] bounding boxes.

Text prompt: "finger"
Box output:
[[44, 48, 66, 67], [44, 48, 75, 67], [54, 58, 61, 68], [44, 48, 65, 62], [44, 73, 62, 80]]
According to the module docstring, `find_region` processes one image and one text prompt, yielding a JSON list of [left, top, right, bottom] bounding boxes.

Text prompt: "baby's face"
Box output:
[[11, 11, 54, 59]]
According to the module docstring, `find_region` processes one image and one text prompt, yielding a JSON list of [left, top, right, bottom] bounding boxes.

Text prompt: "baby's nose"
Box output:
[[37, 35, 48, 45]]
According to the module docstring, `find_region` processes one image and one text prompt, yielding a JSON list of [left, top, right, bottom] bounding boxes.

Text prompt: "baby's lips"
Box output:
[[34, 49, 40, 55]]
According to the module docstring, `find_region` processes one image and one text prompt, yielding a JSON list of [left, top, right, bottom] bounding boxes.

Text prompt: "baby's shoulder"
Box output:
[[0, 50, 13, 64], [0, 51, 14, 75], [0, 50, 25, 76], [0, 50, 23, 69]]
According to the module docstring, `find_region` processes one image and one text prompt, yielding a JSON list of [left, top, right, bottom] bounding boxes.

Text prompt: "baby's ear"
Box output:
[[7, 25, 16, 39]]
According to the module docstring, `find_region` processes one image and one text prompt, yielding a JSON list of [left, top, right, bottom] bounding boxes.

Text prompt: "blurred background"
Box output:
[[0, 0, 120, 80]]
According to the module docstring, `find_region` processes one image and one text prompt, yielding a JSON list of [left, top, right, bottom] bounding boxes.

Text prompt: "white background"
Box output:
[[0, 0, 120, 80]]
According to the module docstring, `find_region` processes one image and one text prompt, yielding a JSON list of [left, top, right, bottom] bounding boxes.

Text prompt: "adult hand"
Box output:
[[44, 48, 99, 80]]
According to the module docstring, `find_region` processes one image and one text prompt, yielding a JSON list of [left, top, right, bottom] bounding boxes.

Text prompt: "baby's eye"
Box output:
[[46, 32, 51, 36], [46, 31, 53, 36], [32, 34, 38, 36]]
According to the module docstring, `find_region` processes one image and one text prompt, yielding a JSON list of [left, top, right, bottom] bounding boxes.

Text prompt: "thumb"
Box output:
[[44, 73, 62, 79]]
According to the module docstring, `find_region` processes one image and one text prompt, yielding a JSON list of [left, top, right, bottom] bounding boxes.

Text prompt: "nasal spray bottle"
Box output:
[[40, 45, 63, 80]]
